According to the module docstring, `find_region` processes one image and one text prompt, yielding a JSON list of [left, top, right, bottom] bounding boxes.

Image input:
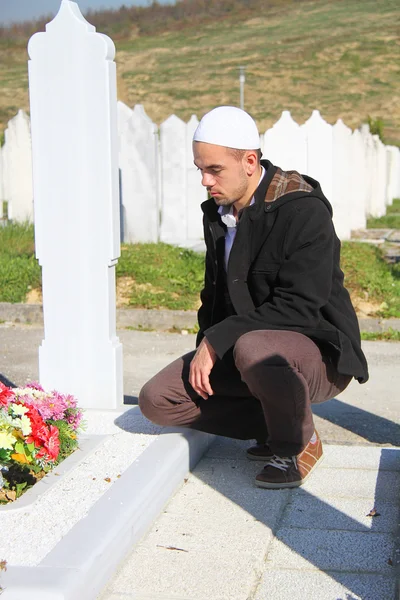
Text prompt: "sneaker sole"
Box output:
[[246, 452, 274, 462], [255, 453, 324, 489]]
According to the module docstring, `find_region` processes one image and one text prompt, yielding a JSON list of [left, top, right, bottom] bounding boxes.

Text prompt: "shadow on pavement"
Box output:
[[312, 398, 400, 446], [0, 373, 16, 388], [192, 444, 398, 599]]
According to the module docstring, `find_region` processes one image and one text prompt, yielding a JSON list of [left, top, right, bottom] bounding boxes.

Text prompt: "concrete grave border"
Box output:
[[1, 428, 214, 599]]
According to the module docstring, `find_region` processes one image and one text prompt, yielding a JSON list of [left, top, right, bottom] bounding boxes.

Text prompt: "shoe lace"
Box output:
[[265, 455, 297, 472]]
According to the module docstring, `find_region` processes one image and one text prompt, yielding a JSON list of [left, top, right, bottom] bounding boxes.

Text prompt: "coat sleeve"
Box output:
[[196, 222, 216, 346], [204, 200, 335, 358]]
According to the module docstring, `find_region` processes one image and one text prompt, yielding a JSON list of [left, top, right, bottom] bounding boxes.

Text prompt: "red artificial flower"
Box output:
[[35, 425, 60, 462], [25, 406, 47, 446], [0, 382, 15, 407]]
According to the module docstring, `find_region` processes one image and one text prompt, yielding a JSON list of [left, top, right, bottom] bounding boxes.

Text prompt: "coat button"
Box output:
[[266, 205, 271, 211]]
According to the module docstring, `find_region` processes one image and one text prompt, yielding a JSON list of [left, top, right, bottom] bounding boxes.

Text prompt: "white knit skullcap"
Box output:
[[193, 106, 260, 150]]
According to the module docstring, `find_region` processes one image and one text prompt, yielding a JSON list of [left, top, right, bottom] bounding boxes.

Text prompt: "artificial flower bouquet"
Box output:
[[0, 381, 84, 503]]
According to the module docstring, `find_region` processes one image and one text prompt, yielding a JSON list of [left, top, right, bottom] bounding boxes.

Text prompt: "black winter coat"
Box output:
[[197, 160, 369, 383]]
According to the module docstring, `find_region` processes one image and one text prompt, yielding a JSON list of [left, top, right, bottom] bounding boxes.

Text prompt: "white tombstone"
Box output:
[[359, 124, 375, 217], [186, 114, 207, 243], [386, 146, 400, 204], [119, 103, 159, 243], [332, 119, 353, 239], [28, 0, 123, 409], [368, 135, 387, 218], [301, 110, 333, 201], [0, 145, 5, 211], [262, 111, 307, 173], [1, 110, 34, 222], [159, 114, 187, 244], [350, 129, 368, 230]]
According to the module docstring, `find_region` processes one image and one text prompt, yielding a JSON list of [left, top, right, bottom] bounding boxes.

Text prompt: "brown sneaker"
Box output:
[[246, 443, 274, 461], [255, 432, 324, 489]]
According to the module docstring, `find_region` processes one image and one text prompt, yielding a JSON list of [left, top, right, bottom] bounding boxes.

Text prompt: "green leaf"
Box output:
[[14, 441, 25, 455]]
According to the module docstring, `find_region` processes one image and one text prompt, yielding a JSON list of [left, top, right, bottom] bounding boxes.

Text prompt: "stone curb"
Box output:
[[1, 303, 400, 333], [1, 302, 400, 334], [1, 428, 215, 600]]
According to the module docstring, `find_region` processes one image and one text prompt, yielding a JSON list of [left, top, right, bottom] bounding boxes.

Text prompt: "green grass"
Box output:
[[117, 243, 204, 310], [0, 222, 41, 302], [367, 199, 400, 228], [361, 329, 400, 341], [1, 223, 400, 321], [341, 241, 400, 318]]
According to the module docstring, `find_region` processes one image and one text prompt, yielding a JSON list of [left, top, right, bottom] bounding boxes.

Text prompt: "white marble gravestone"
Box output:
[[28, 0, 123, 408], [1, 110, 34, 222], [186, 114, 207, 243], [118, 103, 159, 243], [350, 128, 368, 231], [301, 110, 333, 206], [262, 111, 307, 174], [159, 114, 187, 244], [332, 118, 354, 239], [386, 146, 400, 205]]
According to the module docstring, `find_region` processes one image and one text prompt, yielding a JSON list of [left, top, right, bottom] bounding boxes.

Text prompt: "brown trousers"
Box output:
[[138, 330, 352, 456]]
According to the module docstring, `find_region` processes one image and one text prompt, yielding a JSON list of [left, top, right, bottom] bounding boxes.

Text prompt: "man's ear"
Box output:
[[244, 150, 259, 176]]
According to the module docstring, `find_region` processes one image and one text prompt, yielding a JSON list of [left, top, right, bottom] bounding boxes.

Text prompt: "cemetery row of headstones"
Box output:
[[1, 105, 399, 243]]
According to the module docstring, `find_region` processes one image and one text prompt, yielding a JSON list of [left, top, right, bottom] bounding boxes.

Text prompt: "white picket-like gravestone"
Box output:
[[350, 129, 368, 231], [386, 146, 400, 204], [119, 103, 159, 243], [262, 111, 307, 173], [28, 0, 123, 409], [1, 110, 34, 222], [368, 135, 386, 218], [359, 124, 375, 217], [332, 119, 353, 239], [302, 110, 333, 201], [159, 114, 187, 244], [186, 115, 207, 243]]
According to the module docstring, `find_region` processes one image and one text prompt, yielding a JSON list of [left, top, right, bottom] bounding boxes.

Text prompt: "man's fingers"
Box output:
[[189, 366, 211, 399], [201, 373, 214, 397]]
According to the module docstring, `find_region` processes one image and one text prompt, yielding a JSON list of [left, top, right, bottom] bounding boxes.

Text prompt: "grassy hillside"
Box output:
[[0, 0, 399, 144]]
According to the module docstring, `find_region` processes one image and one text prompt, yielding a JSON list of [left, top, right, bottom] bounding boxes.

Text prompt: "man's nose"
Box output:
[[201, 172, 215, 187]]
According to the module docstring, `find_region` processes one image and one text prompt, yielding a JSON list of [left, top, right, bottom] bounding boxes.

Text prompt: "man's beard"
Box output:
[[209, 169, 248, 206]]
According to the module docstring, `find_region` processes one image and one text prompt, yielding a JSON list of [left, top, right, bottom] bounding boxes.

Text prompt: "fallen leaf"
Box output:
[[0, 560, 7, 572], [117, 474, 121, 478], [5, 490, 16, 502], [156, 545, 188, 553], [366, 507, 381, 517], [104, 477, 111, 483], [388, 558, 393, 566]]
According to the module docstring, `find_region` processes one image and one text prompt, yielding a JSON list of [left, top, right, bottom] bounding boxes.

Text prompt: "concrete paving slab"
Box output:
[[253, 570, 396, 600], [298, 466, 400, 501], [281, 495, 398, 532], [266, 528, 394, 573], [320, 444, 400, 471]]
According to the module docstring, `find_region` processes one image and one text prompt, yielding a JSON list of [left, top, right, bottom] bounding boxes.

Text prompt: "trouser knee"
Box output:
[[138, 380, 169, 426]]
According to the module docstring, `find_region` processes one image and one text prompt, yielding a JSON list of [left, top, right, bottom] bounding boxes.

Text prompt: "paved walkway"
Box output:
[[0, 326, 399, 599], [99, 441, 399, 600]]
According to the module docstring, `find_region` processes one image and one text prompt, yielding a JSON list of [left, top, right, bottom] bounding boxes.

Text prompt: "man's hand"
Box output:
[[189, 337, 217, 399]]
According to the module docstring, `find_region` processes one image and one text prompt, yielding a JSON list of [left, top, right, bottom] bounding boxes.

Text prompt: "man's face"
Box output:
[[193, 142, 249, 207]]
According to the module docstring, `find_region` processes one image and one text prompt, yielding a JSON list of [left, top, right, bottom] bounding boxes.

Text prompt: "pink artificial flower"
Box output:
[[26, 382, 45, 392]]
